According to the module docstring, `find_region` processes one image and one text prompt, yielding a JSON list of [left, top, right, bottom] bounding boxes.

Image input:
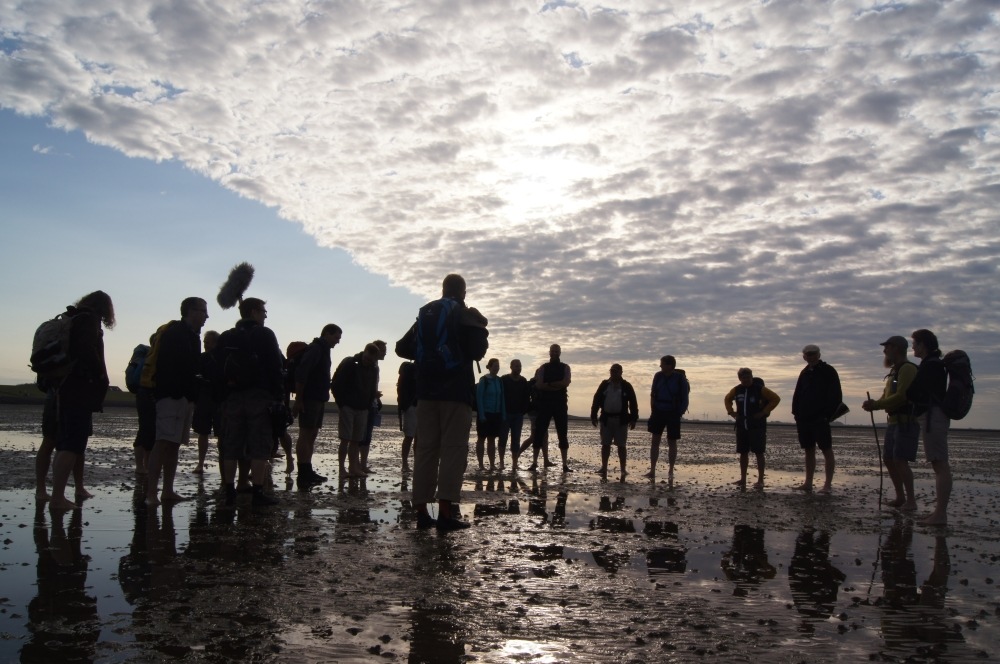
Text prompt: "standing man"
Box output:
[[216, 297, 283, 507], [293, 323, 342, 488], [475, 358, 506, 472], [724, 368, 780, 489], [500, 359, 531, 470], [396, 274, 489, 530], [192, 329, 221, 475], [646, 355, 690, 479], [791, 344, 842, 494], [146, 297, 208, 507], [907, 329, 952, 526], [590, 364, 639, 481], [359, 340, 387, 474], [397, 361, 418, 471], [331, 343, 380, 478], [534, 344, 573, 473], [862, 336, 919, 511]]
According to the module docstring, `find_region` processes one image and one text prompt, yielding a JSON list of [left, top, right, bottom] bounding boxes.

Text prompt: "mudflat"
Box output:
[[1, 404, 997, 662]]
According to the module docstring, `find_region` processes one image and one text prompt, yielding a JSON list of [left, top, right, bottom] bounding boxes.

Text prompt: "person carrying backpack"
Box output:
[[395, 274, 489, 530], [645, 355, 690, 479], [293, 324, 342, 487], [45, 290, 115, 511], [724, 368, 780, 489], [906, 329, 953, 526]]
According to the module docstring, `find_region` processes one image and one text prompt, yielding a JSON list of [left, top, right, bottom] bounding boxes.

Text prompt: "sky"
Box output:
[[1, 0, 998, 428]]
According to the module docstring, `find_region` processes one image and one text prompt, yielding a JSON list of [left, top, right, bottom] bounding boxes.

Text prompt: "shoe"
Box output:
[[544, 460, 557, 468], [562, 465, 572, 473], [308, 469, 328, 483], [436, 516, 471, 531], [296, 474, 319, 490], [528, 463, 538, 471], [252, 490, 279, 506], [416, 511, 437, 529]]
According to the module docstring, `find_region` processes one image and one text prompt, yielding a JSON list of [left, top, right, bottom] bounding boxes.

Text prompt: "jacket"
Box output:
[[153, 319, 201, 402], [724, 378, 780, 431], [295, 336, 334, 402], [590, 378, 639, 426], [791, 361, 842, 423]]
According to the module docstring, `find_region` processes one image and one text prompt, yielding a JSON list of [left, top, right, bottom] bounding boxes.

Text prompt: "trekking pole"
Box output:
[[866, 391, 883, 509]]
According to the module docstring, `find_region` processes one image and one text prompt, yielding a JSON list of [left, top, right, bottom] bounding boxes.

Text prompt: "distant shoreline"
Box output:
[[2, 386, 996, 433]]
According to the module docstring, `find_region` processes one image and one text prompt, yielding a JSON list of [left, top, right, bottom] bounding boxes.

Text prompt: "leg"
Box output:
[[666, 437, 677, 473], [338, 439, 348, 474], [800, 447, 816, 490], [145, 440, 169, 507], [599, 445, 610, 475], [196, 433, 209, 473], [475, 433, 485, 470], [820, 447, 835, 493], [50, 450, 80, 510], [487, 436, 496, 471], [617, 444, 627, 480], [754, 452, 765, 487], [280, 431, 294, 474], [736, 452, 748, 486], [160, 442, 185, 502], [919, 460, 952, 525], [73, 452, 91, 499], [402, 435, 414, 470], [647, 433, 661, 478], [296, 427, 319, 476], [34, 436, 56, 500]]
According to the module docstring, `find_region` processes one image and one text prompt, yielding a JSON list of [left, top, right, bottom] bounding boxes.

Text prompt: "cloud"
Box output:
[[2, 0, 998, 423]]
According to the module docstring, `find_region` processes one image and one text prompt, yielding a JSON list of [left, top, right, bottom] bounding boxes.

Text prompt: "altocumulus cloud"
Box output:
[[2, 0, 998, 423]]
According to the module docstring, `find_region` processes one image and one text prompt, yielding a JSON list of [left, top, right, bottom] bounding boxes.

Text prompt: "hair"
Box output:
[[660, 355, 676, 368], [203, 330, 220, 342], [180, 296, 207, 318], [321, 323, 342, 337], [76, 290, 115, 329], [487, 357, 499, 368], [442, 274, 466, 299], [610, 363, 623, 372], [738, 367, 753, 377], [373, 339, 387, 355], [239, 297, 266, 319], [911, 328, 939, 352], [364, 342, 380, 356]]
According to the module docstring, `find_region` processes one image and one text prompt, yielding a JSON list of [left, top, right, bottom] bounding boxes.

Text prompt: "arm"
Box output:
[[476, 378, 486, 420], [759, 387, 781, 418], [724, 387, 738, 418], [872, 363, 917, 413], [626, 382, 639, 428], [590, 382, 603, 425]]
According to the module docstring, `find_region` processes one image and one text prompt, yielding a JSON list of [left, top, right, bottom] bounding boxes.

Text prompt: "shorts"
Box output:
[[919, 406, 950, 463], [135, 389, 157, 450], [42, 389, 57, 438], [155, 397, 194, 446], [337, 405, 368, 442], [647, 410, 681, 439], [796, 419, 832, 451], [55, 401, 93, 455], [219, 389, 273, 461], [883, 420, 919, 462], [477, 412, 504, 438], [192, 395, 220, 436], [298, 400, 326, 430], [736, 427, 766, 455], [599, 415, 629, 448], [402, 405, 418, 438]]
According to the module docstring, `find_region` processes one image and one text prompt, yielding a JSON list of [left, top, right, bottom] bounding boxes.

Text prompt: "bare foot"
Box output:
[[818, 485, 832, 495], [35, 490, 51, 501], [732, 479, 746, 487], [75, 489, 94, 500], [161, 492, 188, 503], [886, 497, 905, 508], [644, 471, 656, 479], [50, 497, 79, 511], [794, 483, 813, 492], [285, 461, 295, 475], [753, 481, 765, 490], [917, 514, 948, 526], [900, 502, 918, 512], [192, 466, 204, 474], [145, 495, 161, 508], [619, 471, 627, 483]]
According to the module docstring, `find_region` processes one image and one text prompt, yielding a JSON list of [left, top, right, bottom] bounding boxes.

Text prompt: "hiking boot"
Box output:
[[308, 469, 328, 483], [416, 512, 437, 529], [252, 489, 279, 507], [296, 474, 320, 490], [436, 516, 471, 531]]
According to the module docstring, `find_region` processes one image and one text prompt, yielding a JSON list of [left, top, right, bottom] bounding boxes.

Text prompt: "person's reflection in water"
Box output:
[[22, 505, 99, 662], [644, 520, 687, 577], [788, 527, 846, 631], [721, 524, 776, 596], [551, 491, 568, 528], [880, 520, 964, 656]]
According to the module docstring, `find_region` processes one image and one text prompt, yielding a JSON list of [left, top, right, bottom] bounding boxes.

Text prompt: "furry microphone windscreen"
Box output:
[[217, 262, 255, 309]]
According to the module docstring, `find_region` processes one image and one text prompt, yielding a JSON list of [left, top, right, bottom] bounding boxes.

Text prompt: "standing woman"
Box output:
[[475, 358, 506, 472], [907, 329, 952, 526], [49, 291, 114, 511]]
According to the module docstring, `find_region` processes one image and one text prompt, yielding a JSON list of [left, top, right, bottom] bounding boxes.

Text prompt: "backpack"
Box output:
[[220, 325, 260, 390], [415, 298, 464, 378], [139, 322, 173, 390], [284, 341, 309, 395], [940, 350, 974, 420], [125, 344, 150, 393], [29, 311, 78, 383]]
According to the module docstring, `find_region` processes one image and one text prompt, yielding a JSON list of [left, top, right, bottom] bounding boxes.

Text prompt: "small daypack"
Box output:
[[221, 325, 260, 390], [284, 341, 309, 395], [140, 322, 174, 390], [940, 350, 974, 420], [415, 298, 464, 378], [125, 344, 150, 393], [29, 310, 78, 383]]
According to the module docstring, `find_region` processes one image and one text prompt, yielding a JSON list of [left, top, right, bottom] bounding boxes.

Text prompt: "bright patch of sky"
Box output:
[[1, 0, 998, 427]]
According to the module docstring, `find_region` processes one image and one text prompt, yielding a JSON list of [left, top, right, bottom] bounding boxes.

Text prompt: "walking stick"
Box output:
[[867, 391, 883, 509]]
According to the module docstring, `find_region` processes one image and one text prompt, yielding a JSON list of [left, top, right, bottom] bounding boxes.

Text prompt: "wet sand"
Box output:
[[0, 403, 997, 663]]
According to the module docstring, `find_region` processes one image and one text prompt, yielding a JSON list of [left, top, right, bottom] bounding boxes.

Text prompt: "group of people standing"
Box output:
[[32, 278, 955, 531]]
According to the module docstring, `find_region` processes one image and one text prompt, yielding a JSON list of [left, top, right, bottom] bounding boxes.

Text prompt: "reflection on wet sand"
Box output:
[[789, 527, 846, 631], [721, 524, 777, 596], [23, 505, 99, 663]]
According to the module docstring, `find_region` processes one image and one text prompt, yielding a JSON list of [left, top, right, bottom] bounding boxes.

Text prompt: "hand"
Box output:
[[752, 412, 766, 420], [628, 421, 636, 431], [861, 400, 874, 412], [293, 399, 303, 415], [591, 419, 598, 428], [727, 411, 737, 419]]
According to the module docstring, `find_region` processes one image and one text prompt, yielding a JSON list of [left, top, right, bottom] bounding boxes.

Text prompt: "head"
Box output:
[[239, 297, 267, 324], [372, 339, 387, 360], [880, 335, 908, 367], [509, 359, 522, 376], [911, 329, 939, 361], [487, 358, 500, 375], [180, 296, 209, 332], [203, 330, 220, 353], [801, 344, 821, 367], [737, 367, 753, 387], [442, 274, 466, 302], [75, 290, 115, 329], [659, 355, 676, 373], [609, 363, 623, 382], [361, 342, 380, 366], [549, 344, 562, 361], [321, 324, 342, 348]]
